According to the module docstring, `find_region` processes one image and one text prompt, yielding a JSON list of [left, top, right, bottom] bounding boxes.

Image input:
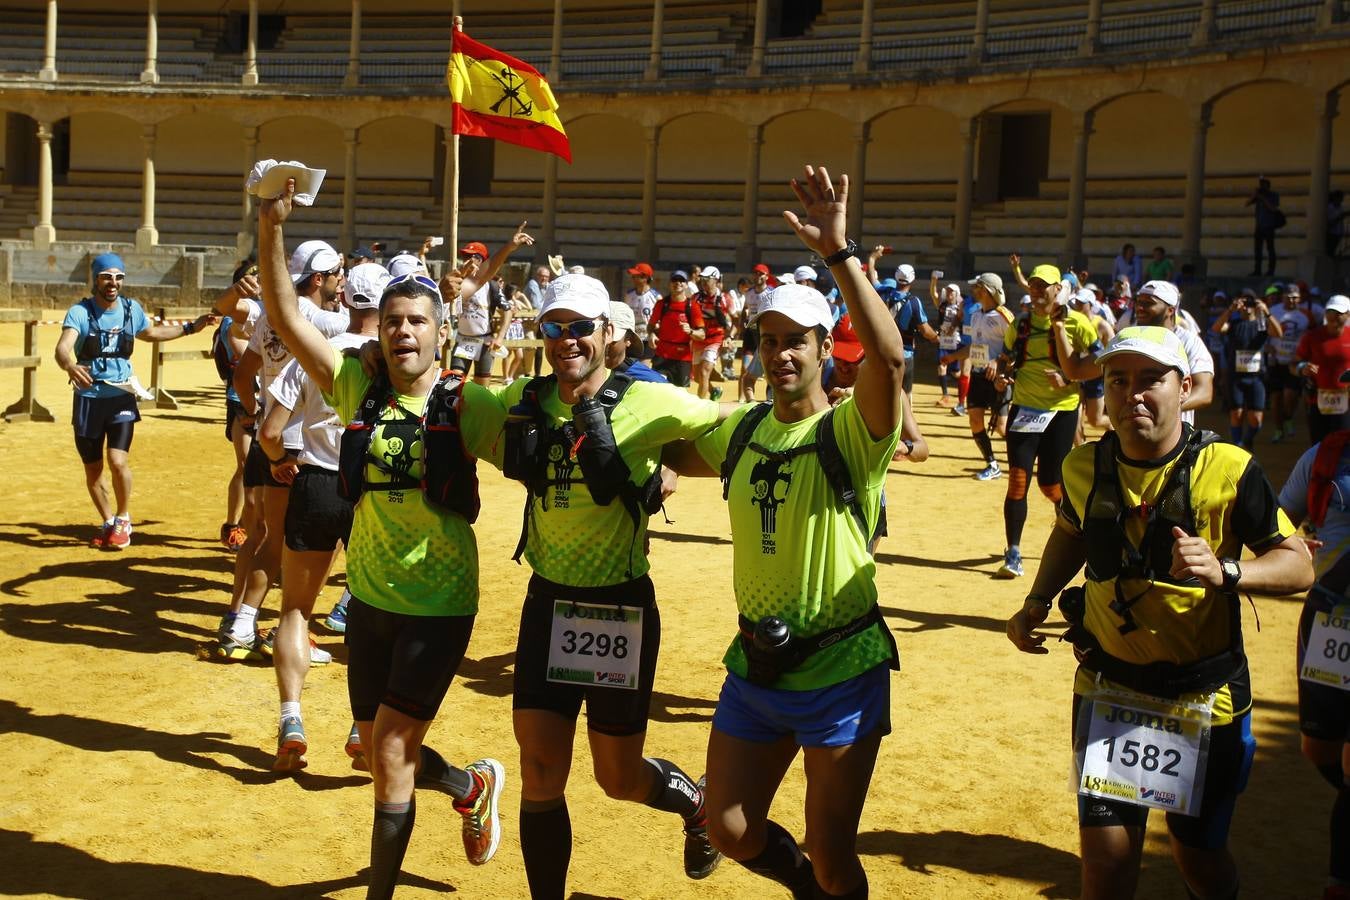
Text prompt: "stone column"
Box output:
[[549, 0, 563, 82], [341, 129, 359, 253], [847, 121, 870, 242], [969, 0, 989, 64], [238, 126, 258, 257], [1079, 0, 1101, 56], [1301, 91, 1340, 283], [1181, 103, 1211, 277], [242, 0, 259, 86], [748, 0, 768, 77], [136, 124, 159, 251], [1192, 0, 1217, 45], [735, 123, 763, 272], [540, 152, 559, 264], [344, 0, 361, 87], [946, 116, 978, 276], [853, 0, 874, 75], [39, 0, 57, 82], [637, 124, 660, 262], [645, 0, 664, 82], [33, 120, 56, 250], [1320, 0, 1342, 27], [1062, 110, 1094, 269], [141, 0, 159, 84]]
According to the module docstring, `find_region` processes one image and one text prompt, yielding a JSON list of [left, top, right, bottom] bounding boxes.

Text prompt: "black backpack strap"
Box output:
[[721, 402, 773, 500], [814, 409, 869, 538]]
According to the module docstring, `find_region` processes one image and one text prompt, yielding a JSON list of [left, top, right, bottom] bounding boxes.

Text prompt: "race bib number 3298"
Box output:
[[1077, 692, 1211, 817], [547, 601, 642, 690]]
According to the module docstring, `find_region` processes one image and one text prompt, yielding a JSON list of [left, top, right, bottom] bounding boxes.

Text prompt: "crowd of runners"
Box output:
[[49, 163, 1350, 900]]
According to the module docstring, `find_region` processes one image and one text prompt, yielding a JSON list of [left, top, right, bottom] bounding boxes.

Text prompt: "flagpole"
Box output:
[[446, 14, 463, 264]]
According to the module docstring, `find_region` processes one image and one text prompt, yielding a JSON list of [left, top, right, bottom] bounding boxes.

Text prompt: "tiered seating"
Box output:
[[0, 11, 224, 82]]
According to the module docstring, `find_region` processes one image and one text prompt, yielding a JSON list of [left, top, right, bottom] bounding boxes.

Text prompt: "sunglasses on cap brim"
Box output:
[[539, 317, 606, 340], [386, 273, 442, 300]]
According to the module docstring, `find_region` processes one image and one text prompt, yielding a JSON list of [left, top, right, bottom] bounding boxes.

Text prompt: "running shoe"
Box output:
[[213, 629, 262, 662], [258, 629, 333, 666], [454, 758, 505, 866], [90, 521, 113, 549], [1270, 429, 1284, 444], [325, 591, 351, 634], [975, 462, 1002, 481], [952, 404, 967, 416], [710, 387, 723, 401], [106, 517, 132, 550], [221, 523, 247, 551], [994, 547, 1024, 579], [345, 722, 369, 772], [273, 716, 308, 773], [683, 775, 722, 880]]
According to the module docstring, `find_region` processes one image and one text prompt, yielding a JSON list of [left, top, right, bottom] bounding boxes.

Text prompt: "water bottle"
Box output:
[[572, 393, 606, 437], [752, 616, 792, 656]]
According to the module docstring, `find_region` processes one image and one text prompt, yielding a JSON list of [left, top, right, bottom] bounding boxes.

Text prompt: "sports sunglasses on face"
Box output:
[[539, 317, 605, 340]]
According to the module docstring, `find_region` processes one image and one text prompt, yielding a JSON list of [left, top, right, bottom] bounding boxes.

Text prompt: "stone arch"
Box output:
[[256, 115, 346, 173], [656, 111, 744, 182], [759, 109, 853, 186], [356, 115, 436, 179], [1206, 80, 1315, 175], [153, 112, 245, 175], [866, 104, 961, 183], [1086, 90, 1190, 177]]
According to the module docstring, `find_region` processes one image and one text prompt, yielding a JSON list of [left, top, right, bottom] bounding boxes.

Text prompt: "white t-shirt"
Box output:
[[625, 287, 661, 340], [1174, 325, 1215, 426], [458, 281, 498, 337], [1272, 305, 1312, 363], [968, 306, 1014, 367], [268, 331, 371, 470], [247, 297, 350, 449]]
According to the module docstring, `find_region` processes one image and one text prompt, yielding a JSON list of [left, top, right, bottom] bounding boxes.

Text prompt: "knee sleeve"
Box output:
[[1005, 467, 1030, 501], [1039, 483, 1063, 503]]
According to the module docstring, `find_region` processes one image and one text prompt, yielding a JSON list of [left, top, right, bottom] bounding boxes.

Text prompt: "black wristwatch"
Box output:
[[821, 240, 859, 268], [900, 438, 915, 456], [265, 448, 290, 466], [1219, 558, 1242, 591]]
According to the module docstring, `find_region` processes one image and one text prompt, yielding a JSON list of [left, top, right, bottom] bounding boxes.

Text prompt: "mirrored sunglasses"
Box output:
[[539, 317, 604, 340]]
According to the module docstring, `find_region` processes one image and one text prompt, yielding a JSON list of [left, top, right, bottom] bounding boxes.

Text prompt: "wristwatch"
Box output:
[[821, 240, 859, 268], [1219, 558, 1242, 591]]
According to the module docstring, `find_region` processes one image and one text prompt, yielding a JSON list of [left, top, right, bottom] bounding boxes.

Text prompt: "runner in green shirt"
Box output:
[[483, 272, 726, 897], [664, 165, 905, 899], [255, 177, 507, 900]]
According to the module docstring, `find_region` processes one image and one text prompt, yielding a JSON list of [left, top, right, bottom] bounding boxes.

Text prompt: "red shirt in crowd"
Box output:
[[650, 295, 705, 361], [1296, 324, 1350, 390], [695, 291, 732, 343]]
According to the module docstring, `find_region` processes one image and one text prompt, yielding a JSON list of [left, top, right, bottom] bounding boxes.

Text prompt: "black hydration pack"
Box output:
[[503, 372, 664, 574], [336, 370, 480, 522], [719, 402, 870, 540], [1059, 425, 1247, 698], [77, 298, 136, 363]]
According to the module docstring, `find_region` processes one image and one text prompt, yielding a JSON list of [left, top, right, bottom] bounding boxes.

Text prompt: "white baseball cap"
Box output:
[[754, 284, 835, 332], [1097, 325, 1190, 375], [346, 263, 390, 309], [540, 273, 610, 320], [386, 252, 424, 280], [793, 265, 818, 283], [777, 272, 796, 285], [607, 301, 636, 340], [1138, 280, 1180, 308], [1326, 294, 1350, 315], [699, 265, 721, 280], [895, 264, 916, 283], [288, 240, 342, 281]]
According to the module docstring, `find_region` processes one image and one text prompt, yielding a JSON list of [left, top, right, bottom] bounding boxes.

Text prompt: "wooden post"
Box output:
[[2, 321, 55, 423]]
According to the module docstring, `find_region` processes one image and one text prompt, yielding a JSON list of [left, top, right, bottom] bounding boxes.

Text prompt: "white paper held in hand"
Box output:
[[245, 160, 327, 206]]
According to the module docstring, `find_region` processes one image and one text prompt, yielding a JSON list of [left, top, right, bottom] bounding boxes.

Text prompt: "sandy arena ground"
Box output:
[[0, 316, 1331, 898]]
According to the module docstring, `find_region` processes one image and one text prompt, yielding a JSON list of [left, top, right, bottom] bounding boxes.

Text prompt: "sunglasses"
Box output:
[[539, 317, 605, 340], [387, 273, 442, 299], [324, 266, 345, 278]]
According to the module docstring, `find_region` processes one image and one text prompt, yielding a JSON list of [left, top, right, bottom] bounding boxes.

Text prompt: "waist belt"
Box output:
[[736, 605, 897, 688], [738, 605, 886, 655]]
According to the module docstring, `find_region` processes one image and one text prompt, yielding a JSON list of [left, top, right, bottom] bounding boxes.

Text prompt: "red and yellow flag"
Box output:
[[448, 31, 571, 163]]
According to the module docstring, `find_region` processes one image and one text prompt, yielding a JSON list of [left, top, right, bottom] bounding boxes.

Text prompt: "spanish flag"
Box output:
[[448, 31, 571, 163]]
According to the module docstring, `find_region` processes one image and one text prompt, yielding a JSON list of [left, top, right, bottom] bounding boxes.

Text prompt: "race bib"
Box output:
[[1301, 607, 1350, 691], [939, 332, 961, 351], [547, 601, 642, 690], [452, 336, 483, 361], [1234, 350, 1262, 374], [1009, 407, 1055, 434], [1318, 389, 1348, 415], [970, 344, 990, 366], [1077, 688, 1213, 817], [1273, 336, 1297, 361]]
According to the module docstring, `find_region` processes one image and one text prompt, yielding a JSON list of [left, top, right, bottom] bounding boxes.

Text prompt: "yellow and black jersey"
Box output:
[[1058, 434, 1295, 723]]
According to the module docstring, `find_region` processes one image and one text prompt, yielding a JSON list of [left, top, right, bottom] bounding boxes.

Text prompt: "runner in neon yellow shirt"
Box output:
[[666, 165, 905, 898]]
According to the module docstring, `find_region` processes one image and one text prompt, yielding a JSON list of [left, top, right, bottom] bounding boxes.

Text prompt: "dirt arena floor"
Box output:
[[0, 316, 1331, 898]]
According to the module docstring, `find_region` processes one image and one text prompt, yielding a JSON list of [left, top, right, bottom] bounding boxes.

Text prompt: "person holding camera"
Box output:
[[1210, 290, 1282, 449], [992, 264, 1103, 579], [663, 165, 904, 900], [1006, 325, 1311, 900]]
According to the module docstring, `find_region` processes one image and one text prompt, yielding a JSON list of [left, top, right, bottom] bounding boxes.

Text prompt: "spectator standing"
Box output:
[[1247, 177, 1283, 276], [1111, 243, 1143, 289]]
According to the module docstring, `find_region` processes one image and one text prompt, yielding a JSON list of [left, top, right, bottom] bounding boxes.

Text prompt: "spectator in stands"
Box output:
[[739, 264, 771, 401], [526, 265, 550, 310], [649, 270, 705, 387], [624, 262, 661, 359], [1328, 189, 1345, 258], [1144, 245, 1175, 283], [451, 226, 534, 387], [1111, 242, 1143, 289], [1248, 177, 1283, 276], [693, 266, 733, 399]]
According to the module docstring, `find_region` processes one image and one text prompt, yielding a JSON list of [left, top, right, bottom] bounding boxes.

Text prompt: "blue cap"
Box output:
[[670, 270, 689, 282], [1064, 271, 1081, 290], [879, 278, 898, 290], [91, 252, 125, 277]]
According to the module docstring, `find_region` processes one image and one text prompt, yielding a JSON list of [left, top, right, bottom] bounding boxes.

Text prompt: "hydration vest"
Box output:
[[336, 370, 480, 522], [1307, 429, 1350, 528], [503, 372, 664, 574], [1061, 426, 1247, 698], [719, 402, 871, 540], [1008, 311, 1059, 373], [77, 298, 136, 364]]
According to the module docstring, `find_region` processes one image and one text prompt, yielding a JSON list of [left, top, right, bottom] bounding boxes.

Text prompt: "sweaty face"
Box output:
[[379, 293, 444, 383], [1104, 355, 1190, 449], [1131, 294, 1170, 327], [758, 312, 829, 399], [542, 311, 610, 385], [96, 272, 123, 304]]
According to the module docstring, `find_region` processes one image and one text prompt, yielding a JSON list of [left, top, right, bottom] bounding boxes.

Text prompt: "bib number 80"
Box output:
[[560, 630, 629, 659], [1324, 637, 1350, 663], [1103, 735, 1181, 776]]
